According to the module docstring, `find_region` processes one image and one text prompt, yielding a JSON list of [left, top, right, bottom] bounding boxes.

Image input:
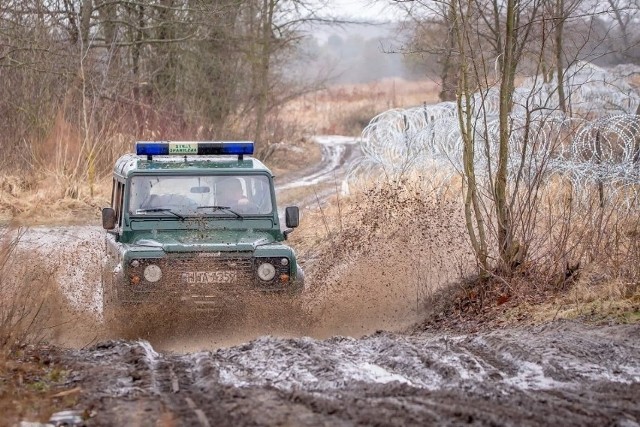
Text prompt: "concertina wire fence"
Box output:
[[351, 62, 640, 208]]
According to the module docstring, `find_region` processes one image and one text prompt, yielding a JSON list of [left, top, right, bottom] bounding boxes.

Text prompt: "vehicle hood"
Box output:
[[129, 230, 276, 253]]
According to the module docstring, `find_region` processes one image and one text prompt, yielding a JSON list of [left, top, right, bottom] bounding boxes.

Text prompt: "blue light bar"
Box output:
[[136, 141, 254, 157]]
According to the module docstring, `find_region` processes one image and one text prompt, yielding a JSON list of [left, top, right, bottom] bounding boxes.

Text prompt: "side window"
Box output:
[[117, 182, 125, 227], [112, 180, 125, 228], [110, 179, 117, 208]]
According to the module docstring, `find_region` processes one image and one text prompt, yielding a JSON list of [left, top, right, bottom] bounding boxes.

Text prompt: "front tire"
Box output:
[[101, 267, 120, 325], [294, 265, 306, 293]]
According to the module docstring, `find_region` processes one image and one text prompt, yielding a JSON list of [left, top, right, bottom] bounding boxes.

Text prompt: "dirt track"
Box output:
[[52, 321, 640, 426]]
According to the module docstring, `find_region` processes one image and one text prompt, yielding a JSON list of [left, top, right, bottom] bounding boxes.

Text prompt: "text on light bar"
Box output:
[[136, 141, 254, 157]]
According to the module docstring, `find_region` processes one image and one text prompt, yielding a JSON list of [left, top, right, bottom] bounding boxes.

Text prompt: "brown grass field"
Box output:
[[281, 78, 441, 136], [0, 78, 435, 225]]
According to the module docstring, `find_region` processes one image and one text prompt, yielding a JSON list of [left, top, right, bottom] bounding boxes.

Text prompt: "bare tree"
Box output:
[[0, 0, 324, 188], [392, 0, 630, 277]]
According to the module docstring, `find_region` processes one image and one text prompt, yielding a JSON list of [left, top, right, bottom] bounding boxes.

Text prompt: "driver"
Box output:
[[217, 178, 251, 211]]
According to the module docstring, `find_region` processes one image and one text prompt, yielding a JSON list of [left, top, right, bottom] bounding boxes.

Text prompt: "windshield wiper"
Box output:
[[197, 205, 243, 219], [136, 208, 185, 221]]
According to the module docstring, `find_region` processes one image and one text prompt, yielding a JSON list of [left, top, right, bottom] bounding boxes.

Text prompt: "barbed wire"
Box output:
[[352, 63, 640, 206]]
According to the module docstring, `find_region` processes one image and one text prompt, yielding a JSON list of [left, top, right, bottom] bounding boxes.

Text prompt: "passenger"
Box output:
[[217, 178, 252, 212]]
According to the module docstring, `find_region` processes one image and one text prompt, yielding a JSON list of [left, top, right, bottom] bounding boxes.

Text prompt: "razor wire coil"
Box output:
[[352, 63, 640, 206]]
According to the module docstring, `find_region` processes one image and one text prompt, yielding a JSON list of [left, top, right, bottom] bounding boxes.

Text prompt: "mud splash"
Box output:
[[14, 222, 448, 352]]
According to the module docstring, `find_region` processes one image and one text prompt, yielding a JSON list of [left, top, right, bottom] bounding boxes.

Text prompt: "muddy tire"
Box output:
[[101, 266, 123, 329], [294, 265, 306, 293], [101, 267, 112, 320]]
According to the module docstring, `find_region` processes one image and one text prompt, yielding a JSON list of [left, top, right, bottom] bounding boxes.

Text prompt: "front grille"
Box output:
[[124, 253, 291, 302], [160, 256, 254, 292]]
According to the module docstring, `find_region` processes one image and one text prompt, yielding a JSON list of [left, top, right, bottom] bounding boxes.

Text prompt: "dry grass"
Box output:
[[0, 228, 63, 354], [281, 78, 441, 136], [521, 271, 640, 324], [0, 176, 110, 225], [0, 228, 96, 424], [0, 347, 78, 426]]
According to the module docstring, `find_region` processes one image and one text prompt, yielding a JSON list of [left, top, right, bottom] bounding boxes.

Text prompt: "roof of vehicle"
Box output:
[[113, 154, 273, 179]]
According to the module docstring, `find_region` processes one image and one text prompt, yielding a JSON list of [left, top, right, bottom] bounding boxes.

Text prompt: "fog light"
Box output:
[[281, 258, 289, 266], [130, 275, 141, 285], [257, 262, 276, 281], [279, 274, 289, 283], [144, 264, 162, 282], [130, 259, 140, 267]]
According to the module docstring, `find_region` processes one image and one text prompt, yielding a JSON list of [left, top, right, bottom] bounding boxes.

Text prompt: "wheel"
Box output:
[[101, 266, 120, 325], [293, 265, 306, 293]]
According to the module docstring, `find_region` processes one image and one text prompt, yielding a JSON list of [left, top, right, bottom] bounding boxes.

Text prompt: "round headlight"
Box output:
[[130, 259, 140, 268], [280, 258, 289, 266], [144, 264, 162, 282], [257, 262, 276, 281]]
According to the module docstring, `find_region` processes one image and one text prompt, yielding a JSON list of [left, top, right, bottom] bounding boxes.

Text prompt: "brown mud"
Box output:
[[44, 321, 640, 426]]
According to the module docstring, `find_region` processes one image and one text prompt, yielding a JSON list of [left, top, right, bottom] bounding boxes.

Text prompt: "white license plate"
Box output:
[[181, 271, 237, 284]]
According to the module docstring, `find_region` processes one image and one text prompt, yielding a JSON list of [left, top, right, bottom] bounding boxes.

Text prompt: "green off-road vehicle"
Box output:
[[101, 141, 303, 318]]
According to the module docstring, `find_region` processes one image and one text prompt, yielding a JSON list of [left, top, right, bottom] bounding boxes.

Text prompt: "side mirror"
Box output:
[[285, 206, 299, 228], [102, 207, 117, 230]]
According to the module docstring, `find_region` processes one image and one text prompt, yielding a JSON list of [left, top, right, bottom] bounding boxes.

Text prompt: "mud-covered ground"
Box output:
[[8, 136, 640, 426], [47, 321, 639, 426]]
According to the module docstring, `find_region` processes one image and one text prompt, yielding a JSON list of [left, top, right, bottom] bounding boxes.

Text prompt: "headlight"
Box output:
[[280, 258, 289, 266], [257, 262, 276, 281], [144, 264, 162, 282], [130, 259, 140, 267]]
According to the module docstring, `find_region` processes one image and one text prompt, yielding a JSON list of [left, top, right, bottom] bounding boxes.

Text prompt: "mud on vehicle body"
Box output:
[[101, 141, 303, 317]]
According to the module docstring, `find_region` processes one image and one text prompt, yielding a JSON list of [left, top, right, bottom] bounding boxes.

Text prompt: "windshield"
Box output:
[[128, 175, 273, 216]]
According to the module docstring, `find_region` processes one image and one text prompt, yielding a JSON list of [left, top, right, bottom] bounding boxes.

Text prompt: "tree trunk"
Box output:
[[439, 2, 458, 102], [496, 0, 518, 273], [454, 0, 488, 272], [254, 0, 275, 149], [555, 0, 567, 114]]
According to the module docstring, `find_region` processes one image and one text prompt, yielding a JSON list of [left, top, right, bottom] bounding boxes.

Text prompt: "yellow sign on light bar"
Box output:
[[168, 142, 197, 154]]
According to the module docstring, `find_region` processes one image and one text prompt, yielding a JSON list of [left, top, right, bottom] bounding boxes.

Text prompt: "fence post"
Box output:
[[595, 130, 604, 208]]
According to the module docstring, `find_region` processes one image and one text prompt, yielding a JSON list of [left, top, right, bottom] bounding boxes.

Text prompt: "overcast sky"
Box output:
[[317, 0, 400, 22]]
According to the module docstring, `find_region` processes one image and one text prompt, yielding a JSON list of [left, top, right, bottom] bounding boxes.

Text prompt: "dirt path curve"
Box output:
[[55, 321, 640, 426], [275, 135, 360, 193], [274, 135, 361, 218]]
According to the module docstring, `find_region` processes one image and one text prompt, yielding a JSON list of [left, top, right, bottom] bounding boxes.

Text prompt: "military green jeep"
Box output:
[[101, 141, 303, 318]]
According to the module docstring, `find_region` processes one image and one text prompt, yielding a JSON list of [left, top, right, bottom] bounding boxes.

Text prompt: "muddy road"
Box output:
[[51, 321, 640, 426], [275, 135, 360, 193], [12, 136, 640, 426]]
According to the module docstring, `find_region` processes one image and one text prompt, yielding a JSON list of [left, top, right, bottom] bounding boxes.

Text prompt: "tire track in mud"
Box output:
[[59, 321, 640, 426], [275, 135, 360, 193]]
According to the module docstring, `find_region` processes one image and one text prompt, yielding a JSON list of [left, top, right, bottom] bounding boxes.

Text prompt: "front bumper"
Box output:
[[111, 254, 303, 306]]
